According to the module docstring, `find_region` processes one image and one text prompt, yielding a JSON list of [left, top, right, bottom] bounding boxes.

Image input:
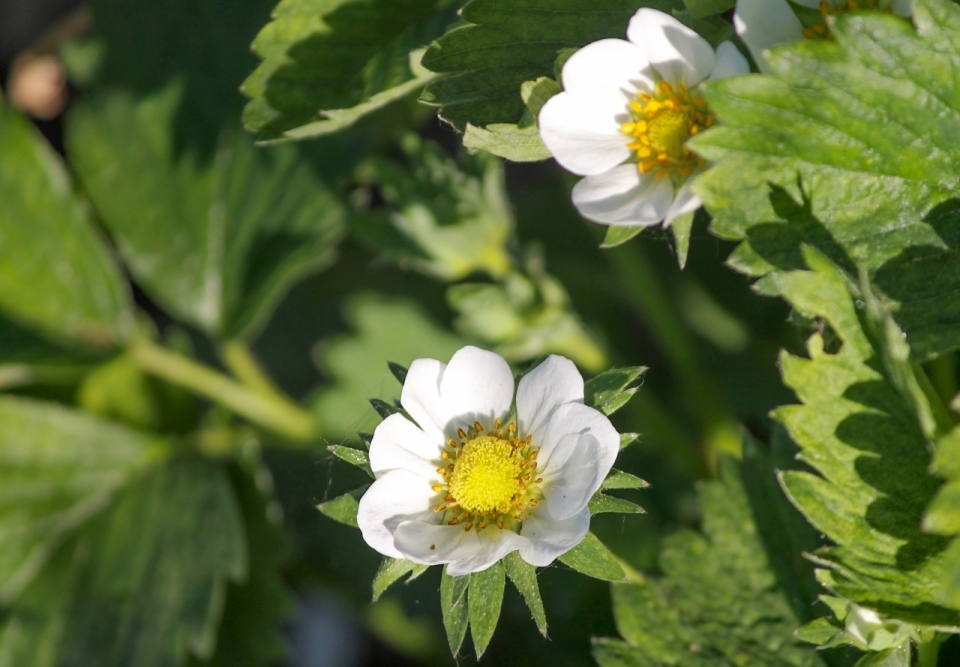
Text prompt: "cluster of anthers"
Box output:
[[620, 80, 712, 180], [429, 418, 543, 538], [802, 0, 894, 39]]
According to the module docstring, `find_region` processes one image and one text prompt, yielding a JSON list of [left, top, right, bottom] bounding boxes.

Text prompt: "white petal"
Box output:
[[535, 402, 620, 479], [734, 0, 804, 73], [518, 505, 591, 567], [440, 346, 513, 433], [357, 470, 437, 560], [664, 179, 702, 227], [369, 413, 442, 479], [394, 521, 528, 575], [401, 357, 448, 442], [541, 433, 604, 520], [627, 9, 715, 87], [539, 93, 631, 176], [561, 38, 654, 102], [710, 41, 750, 80], [517, 355, 584, 440], [571, 164, 673, 227]]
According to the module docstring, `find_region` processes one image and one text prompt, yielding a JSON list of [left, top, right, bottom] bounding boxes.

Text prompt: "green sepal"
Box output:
[[601, 226, 644, 249], [558, 532, 626, 582], [372, 558, 429, 602], [503, 552, 547, 637], [584, 367, 647, 416], [316, 485, 369, 528], [589, 492, 645, 515], [468, 562, 505, 658], [440, 565, 470, 657], [327, 445, 374, 478]]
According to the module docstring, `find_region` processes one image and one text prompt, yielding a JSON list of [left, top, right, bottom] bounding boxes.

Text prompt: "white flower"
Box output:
[[734, 0, 912, 72], [537, 9, 748, 229], [357, 346, 620, 576]]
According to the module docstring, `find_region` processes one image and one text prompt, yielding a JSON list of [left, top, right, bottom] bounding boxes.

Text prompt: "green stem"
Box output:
[[916, 632, 944, 667], [608, 242, 740, 473], [220, 341, 290, 402], [130, 337, 317, 444]]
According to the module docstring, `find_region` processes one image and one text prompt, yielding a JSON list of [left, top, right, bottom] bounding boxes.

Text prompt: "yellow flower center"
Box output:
[[620, 79, 711, 180], [802, 0, 894, 39], [430, 419, 543, 534]]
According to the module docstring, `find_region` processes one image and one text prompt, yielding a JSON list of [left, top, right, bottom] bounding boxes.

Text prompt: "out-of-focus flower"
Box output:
[[538, 9, 748, 228], [734, 0, 912, 71], [357, 346, 620, 575]]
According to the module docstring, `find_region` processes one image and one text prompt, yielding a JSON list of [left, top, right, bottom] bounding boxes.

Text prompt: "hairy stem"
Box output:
[[131, 337, 317, 444]]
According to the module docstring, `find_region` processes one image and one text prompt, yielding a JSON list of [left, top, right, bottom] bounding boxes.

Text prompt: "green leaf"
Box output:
[[762, 259, 958, 627], [317, 485, 369, 528], [467, 561, 505, 658], [0, 458, 247, 667], [311, 294, 464, 441], [589, 493, 645, 515], [683, 0, 734, 18], [0, 396, 167, 604], [242, 0, 456, 140], [796, 618, 843, 646], [372, 558, 429, 602], [502, 552, 547, 637], [692, 0, 960, 360], [671, 211, 695, 270], [194, 461, 295, 667], [620, 433, 640, 449], [558, 532, 625, 582], [66, 86, 345, 340], [440, 566, 470, 657], [926, 427, 960, 607], [594, 452, 828, 667], [421, 0, 683, 128], [584, 367, 647, 416], [328, 445, 374, 478], [462, 123, 552, 161], [853, 645, 910, 667], [601, 226, 644, 249], [0, 100, 131, 349], [602, 469, 650, 491]]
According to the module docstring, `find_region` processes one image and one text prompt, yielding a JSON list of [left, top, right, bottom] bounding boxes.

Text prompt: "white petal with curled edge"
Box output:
[[535, 402, 620, 479], [517, 355, 584, 440], [664, 179, 702, 227], [627, 9, 715, 87], [393, 521, 529, 575], [539, 93, 632, 177], [541, 433, 604, 520], [571, 164, 673, 226], [369, 413, 442, 479], [358, 469, 438, 560], [440, 346, 513, 432], [733, 0, 803, 73], [710, 41, 750, 80], [561, 38, 654, 105], [519, 505, 591, 567], [401, 357, 448, 442]]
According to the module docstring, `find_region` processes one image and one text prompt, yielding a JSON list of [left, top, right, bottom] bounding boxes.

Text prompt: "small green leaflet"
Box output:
[[584, 367, 647, 416], [692, 0, 960, 360], [67, 85, 346, 341], [761, 252, 958, 628], [0, 100, 132, 349], [593, 451, 826, 667], [0, 396, 167, 604], [242, 0, 457, 141], [317, 485, 369, 527]]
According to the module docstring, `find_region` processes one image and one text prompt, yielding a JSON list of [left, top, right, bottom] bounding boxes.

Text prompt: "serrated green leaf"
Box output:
[[584, 367, 647, 417], [317, 485, 369, 528], [440, 566, 470, 657], [502, 552, 547, 637], [372, 559, 430, 602], [193, 461, 295, 667], [589, 493, 645, 515], [601, 226, 644, 249], [692, 0, 960, 360], [462, 123, 552, 161], [328, 445, 374, 478], [595, 451, 828, 667], [0, 396, 168, 604], [671, 211, 695, 270], [467, 561, 505, 658], [602, 469, 650, 491], [67, 86, 345, 341], [242, 0, 456, 140], [763, 260, 957, 627], [558, 532, 625, 582], [421, 0, 683, 128], [0, 458, 247, 667], [312, 295, 465, 441], [0, 101, 132, 349]]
